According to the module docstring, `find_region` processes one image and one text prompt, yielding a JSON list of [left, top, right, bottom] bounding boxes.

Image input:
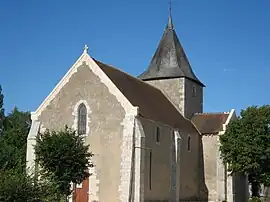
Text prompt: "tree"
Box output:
[[35, 126, 93, 201], [2, 107, 31, 150], [0, 168, 46, 202], [1, 108, 31, 172], [0, 106, 47, 201], [0, 140, 20, 171], [0, 87, 48, 201], [0, 85, 4, 134], [220, 105, 270, 197]]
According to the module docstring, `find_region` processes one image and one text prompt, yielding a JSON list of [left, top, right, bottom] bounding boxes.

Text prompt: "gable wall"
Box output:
[[36, 63, 127, 202]]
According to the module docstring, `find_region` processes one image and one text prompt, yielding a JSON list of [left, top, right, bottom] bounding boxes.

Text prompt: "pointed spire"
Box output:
[[167, 0, 173, 29], [138, 1, 205, 87]]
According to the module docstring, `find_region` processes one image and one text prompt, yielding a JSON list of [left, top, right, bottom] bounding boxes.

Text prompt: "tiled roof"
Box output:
[[191, 113, 229, 134], [95, 59, 198, 134]]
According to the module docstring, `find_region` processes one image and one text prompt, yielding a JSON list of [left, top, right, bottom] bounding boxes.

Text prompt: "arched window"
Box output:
[[187, 136, 191, 151], [77, 103, 87, 135]]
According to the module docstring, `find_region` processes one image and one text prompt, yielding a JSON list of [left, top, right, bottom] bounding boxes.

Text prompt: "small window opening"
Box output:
[[187, 136, 191, 151], [192, 85, 196, 97], [149, 151, 152, 190], [156, 127, 160, 143]]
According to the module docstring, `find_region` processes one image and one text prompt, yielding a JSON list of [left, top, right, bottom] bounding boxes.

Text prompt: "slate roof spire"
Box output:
[[167, 0, 173, 30], [138, 4, 205, 87]]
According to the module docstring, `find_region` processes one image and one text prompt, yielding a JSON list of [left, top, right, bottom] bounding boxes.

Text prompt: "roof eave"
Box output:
[[138, 75, 205, 87]]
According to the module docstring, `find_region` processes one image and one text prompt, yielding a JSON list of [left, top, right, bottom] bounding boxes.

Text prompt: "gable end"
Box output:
[[31, 51, 138, 121]]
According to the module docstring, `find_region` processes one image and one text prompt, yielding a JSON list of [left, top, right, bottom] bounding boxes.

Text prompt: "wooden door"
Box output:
[[73, 177, 89, 202]]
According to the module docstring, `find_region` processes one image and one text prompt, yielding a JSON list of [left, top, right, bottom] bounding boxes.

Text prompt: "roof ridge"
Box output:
[[94, 59, 167, 94]]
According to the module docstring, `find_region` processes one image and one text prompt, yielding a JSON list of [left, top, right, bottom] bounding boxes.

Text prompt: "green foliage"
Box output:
[[220, 105, 270, 197], [0, 139, 21, 171], [0, 87, 48, 201], [249, 197, 262, 202], [35, 126, 93, 198], [0, 168, 45, 202], [0, 85, 4, 133], [38, 179, 66, 202], [2, 107, 31, 150], [0, 108, 31, 172]]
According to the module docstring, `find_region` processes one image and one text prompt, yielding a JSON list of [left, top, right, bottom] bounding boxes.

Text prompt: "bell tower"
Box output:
[[138, 8, 205, 119]]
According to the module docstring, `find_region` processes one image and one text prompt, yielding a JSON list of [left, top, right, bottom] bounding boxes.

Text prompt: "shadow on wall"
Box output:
[[178, 135, 209, 202], [233, 172, 249, 202], [198, 136, 209, 202]]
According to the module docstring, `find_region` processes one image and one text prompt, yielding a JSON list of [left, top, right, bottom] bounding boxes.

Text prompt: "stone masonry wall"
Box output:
[[184, 79, 203, 119], [201, 134, 218, 201], [37, 63, 126, 202], [139, 117, 202, 201], [146, 78, 185, 116], [139, 117, 173, 201], [146, 78, 203, 119], [179, 128, 201, 200]]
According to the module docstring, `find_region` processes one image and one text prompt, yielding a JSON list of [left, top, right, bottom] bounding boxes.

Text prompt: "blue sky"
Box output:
[[0, 0, 269, 115]]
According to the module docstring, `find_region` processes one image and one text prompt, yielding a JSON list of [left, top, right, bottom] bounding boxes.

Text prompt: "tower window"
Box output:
[[192, 85, 196, 97], [78, 103, 87, 135], [187, 136, 191, 151], [156, 127, 160, 143]]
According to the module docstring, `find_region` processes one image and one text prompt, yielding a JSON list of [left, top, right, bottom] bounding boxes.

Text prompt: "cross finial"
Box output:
[[83, 44, 89, 54]]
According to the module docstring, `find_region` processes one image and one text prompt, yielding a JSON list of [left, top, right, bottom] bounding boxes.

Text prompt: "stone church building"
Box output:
[[26, 13, 248, 202]]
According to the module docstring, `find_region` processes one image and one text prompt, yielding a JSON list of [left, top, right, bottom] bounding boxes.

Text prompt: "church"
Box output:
[[26, 10, 249, 202]]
